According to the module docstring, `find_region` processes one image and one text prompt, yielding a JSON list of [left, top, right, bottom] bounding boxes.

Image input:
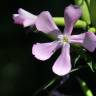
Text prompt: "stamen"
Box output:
[[57, 35, 69, 45]]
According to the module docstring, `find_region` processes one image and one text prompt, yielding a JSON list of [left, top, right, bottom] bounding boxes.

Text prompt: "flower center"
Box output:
[[57, 35, 69, 45]]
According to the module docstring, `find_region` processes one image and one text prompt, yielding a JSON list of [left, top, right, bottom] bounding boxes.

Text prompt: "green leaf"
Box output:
[[43, 78, 56, 90], [82, 51, 95, 72], [92, 63, 96, 70], [75, 0, 91, 24], [33, 76, 59, 96], [87, 61, 95, 72], [70, 66, 82, 73], [74, 54, 81, 65]]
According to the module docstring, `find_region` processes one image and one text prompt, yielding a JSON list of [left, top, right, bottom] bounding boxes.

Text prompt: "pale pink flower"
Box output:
[[13, 5, 96, 76]]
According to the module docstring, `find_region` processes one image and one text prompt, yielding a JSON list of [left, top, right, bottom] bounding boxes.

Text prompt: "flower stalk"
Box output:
[[74, 0, 91, 25], [77, 77, 93, 96], [88, 27, 96, 33], [53, 17, 87, 28]]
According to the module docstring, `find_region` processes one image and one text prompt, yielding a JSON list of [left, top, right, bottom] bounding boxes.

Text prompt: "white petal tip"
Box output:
[[52, 66, 71, 76]]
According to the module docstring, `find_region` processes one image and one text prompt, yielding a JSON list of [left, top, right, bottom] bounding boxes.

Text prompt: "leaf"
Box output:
[[74, 54, 81, 65], [70, 66, 82, 73], [43, 78, 56, 90], [33, 76, 59, 96], [92, 63, 96, 70], [87, 61, 95, 72]]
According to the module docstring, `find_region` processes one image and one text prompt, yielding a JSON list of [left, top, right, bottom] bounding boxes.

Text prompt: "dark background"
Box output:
[[0, 0, 96, 96]]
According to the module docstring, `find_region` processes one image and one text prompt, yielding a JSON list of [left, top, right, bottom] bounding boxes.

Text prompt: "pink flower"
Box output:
[[13, 8, 58, 34], [13, 5, 96, 76], [13, 8, 37, 27]]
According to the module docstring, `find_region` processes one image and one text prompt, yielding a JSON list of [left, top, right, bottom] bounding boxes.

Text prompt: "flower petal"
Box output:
[[70, 32, 96, 52], [13, 8, 37, 27], [64, 5, 81, 35], [83, 32, 96, 52], [36, 11, 61, 36], [52, 44, 71, 76], [70, 33, 85, 44], [32, 41, 60, 61]]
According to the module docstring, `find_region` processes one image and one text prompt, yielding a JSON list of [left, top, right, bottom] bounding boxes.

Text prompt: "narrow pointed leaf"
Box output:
[[43, 78, 56, 90], [93, 63, 96, 70], [33, 77, 59, 96], [87, 61, 95, 72], [74, 54, 81, 65]]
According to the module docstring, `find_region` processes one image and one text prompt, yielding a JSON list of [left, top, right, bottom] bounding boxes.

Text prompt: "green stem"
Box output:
[[86, 0, 90, 6], [88, 27, 96, 33], [88, 0, 96, 26], [53, 17, 87, 28], [77, 77, 93, 96], [75, 0, 91, 25]]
